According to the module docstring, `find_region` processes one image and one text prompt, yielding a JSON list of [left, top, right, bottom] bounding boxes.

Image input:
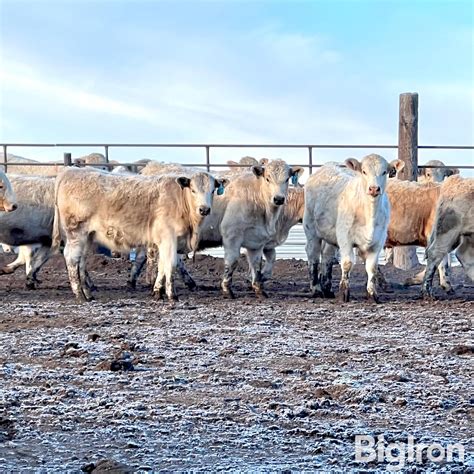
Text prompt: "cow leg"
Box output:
[[221, 239, 241, 299], [438, 255, 454, 294], [146, 245, 158, 285], [154, 237, 178, 302], [305, 233, 323, 298], [78, 235, 94, 301], [365, 250, 381, 303], [153, 249, 166, 299], [128, 248, 147, 289], [261, 248, 276, 282], [0, 246, 30, 276], [404, 268, 425, 287], [456, 235, 474, 282], [177, 255, 197, 291], [320, 242, 337, 298], [26, 246, 52, 289], [247, 248, 268, 298], [422, 232, 459, 299], [64, 235, 91, 301], [338, 242, 354, 303]]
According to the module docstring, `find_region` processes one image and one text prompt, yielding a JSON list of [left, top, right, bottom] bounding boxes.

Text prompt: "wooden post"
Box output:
[[63, 152, 72, 166], [393, 92, 419, 270]]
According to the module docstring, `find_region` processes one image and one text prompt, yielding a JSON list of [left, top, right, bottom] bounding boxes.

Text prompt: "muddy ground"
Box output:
[[0, 253, 472, 472]]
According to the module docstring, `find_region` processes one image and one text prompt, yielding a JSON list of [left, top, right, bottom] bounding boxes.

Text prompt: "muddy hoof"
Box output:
[[338, 288, 350, 302], [366, 292, 380, 304], [255, 289, 269, 299], [421, 288, 436, 300], [153, 287, 166, 300], [322, 289, 335, 299], [25, 280, 36, 290], [186, 280, 197, 291], [222, 289, 236, 299], [311, 289, 324, 299], [445, 287, 455, 296], [126, 280, 137, 290]]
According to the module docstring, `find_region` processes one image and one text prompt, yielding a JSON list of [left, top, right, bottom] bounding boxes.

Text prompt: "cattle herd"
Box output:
[[0, 154, 472, 303]]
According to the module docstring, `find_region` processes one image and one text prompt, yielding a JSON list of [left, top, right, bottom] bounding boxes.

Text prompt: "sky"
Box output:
[[0, 0, 473, 173]]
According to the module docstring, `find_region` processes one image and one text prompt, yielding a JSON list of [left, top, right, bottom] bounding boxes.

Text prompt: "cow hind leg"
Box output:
[[261, 248, 276, 282], [26, 246, 51, 289], [177, 256, 197, 291], [422, 230, 459, 299], [78, 235, 95, 301], [64, 236, 92, 301], [305, 232, 323, 298], [247, 248, 267, 298], [438, 255, 454, 294], [221, 239, 241, 299], [456, 235, 474, 282], [320, 242, 337, 298], [128, 248, 147, 289]]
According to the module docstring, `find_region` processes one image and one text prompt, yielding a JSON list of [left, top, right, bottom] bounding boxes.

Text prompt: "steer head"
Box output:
[[418, 160, 459, 184], [252, 159, 304, 207], [177, 172, 229, 218], [345, 154, 404, 198], [0, 171, 18, 212]]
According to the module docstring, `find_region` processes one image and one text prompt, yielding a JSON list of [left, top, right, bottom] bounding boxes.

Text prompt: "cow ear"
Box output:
[[388, 159, 404, 177], [176, 177, 191, 188], [252, 165, 265, 178], [418, 167, 425, 177], [290, 166, 304, 185], [215, 178, 229, 195], [344, 158, 361, 172], [446, 167, 459, 177], [259, 158, 269, 166]]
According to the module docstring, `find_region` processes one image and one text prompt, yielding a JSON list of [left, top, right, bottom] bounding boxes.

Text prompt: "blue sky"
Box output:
[[0, 0, 473, 171]]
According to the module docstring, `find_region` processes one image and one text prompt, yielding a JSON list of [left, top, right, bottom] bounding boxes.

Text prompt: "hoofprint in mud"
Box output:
[[0, 254, 472, 471]]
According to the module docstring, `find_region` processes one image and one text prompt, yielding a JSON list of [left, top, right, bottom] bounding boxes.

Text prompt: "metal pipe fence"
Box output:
[[1, 143, 473, 173]]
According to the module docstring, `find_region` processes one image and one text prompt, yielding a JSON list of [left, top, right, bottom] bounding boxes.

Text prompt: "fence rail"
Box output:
[[1, 143, 473, 173]]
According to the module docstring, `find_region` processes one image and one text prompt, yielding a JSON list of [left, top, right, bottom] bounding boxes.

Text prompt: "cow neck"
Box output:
[[354, 178, 385, 241], [263, 200, 282, 235]]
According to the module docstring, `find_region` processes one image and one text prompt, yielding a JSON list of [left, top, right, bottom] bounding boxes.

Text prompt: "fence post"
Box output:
[[104, 145, 109, 163], [308, 146, 313, 174], [205, 146, 210, 172], [2, 144, 7, 173], [63, 152, 72, 166], [393, 92, 419, 270]]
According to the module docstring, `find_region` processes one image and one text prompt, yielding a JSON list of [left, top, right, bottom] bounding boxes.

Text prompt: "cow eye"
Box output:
[[266, 178, 270, 183], [382, 171, 387, 175], [362, 170, 367, 175]]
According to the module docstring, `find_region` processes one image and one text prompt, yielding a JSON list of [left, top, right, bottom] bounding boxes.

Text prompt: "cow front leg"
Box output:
[[154, 238, 178, 302], [247, 248, 267, 298], [365, 250, 381, 303], [338, 242, 354, 302]]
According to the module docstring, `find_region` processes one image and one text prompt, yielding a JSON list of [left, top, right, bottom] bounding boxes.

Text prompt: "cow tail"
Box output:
[[51, 173, 64, 253]]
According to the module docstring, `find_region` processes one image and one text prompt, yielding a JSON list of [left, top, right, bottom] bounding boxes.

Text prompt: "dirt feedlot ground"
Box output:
[[0, 254, 472, 472]]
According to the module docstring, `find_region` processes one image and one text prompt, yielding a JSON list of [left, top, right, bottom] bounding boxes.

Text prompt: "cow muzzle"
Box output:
[[0, 202, 17, 212], [368, 186, 381, 197], [199, 206, 211, 216], [273, 196, 285, 206]]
